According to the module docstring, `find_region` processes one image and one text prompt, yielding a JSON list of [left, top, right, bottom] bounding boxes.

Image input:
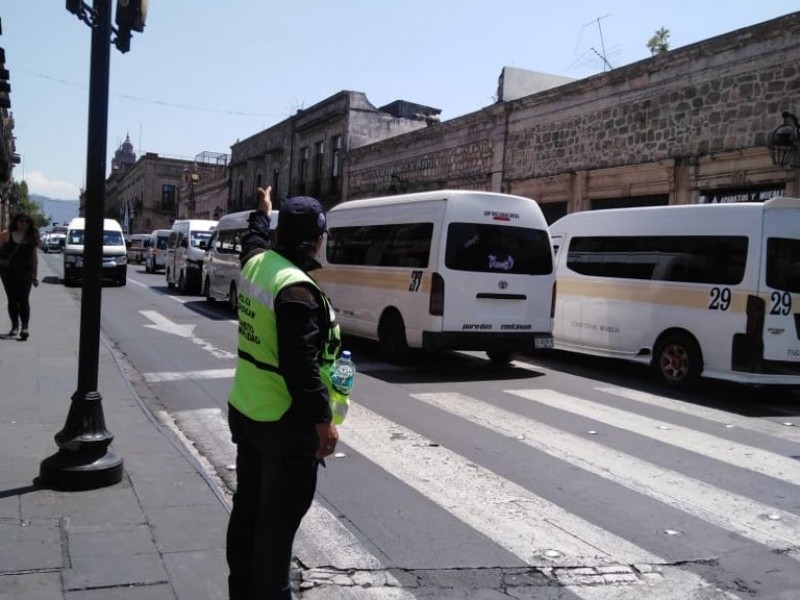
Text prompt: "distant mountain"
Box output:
[[30, 194, 80, 227]]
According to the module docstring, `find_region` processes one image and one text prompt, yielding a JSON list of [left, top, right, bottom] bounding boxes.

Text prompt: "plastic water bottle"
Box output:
[[329, 351, 354, 424], [330, 350, 355, 395]]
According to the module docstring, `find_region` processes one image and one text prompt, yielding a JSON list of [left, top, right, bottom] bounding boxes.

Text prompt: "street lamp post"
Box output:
[[39, 0, 146, 490]]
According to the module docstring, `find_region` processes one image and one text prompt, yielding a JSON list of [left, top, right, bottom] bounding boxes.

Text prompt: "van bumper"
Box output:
[[64, 263, 127, 285], [422, 331, 553, 352]]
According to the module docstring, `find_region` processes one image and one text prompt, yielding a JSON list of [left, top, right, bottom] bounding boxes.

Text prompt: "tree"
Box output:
[[647, 27, 671, 56], [9, 180, 49, 227]]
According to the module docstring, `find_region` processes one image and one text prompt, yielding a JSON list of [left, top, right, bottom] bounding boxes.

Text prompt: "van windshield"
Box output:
[[766, 237, 800, 293], [68, 230, 125, 246], [190, 231, 213, 248], [445, 223, 553, 275]]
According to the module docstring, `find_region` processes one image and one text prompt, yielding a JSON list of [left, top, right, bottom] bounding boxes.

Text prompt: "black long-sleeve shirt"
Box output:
[[240, 211, 332, 425]]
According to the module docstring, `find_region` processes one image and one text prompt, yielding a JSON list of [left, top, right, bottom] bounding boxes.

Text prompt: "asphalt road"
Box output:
[[44, 253, 800, 600]]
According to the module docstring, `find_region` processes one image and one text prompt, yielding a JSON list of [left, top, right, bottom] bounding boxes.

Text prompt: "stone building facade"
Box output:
[[344, 12, 800, 223], [228, 91, 440, 212], [105, 149, 227, 233]]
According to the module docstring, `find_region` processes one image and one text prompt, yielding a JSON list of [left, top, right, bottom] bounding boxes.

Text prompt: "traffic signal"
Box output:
[[116, 0, 148, 33]]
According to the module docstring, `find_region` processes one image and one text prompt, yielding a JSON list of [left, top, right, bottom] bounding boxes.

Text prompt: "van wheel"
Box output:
[[652, 333, 702, 389], [204, 277, 216, 303], [379, 311, 409, 363], [229, 283, 238, 313], [178, 271, 187, 293], [487, 350, 514, 365]]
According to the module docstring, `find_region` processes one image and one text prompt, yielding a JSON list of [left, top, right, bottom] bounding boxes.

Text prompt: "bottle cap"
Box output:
[[341, 350, 351, 360]]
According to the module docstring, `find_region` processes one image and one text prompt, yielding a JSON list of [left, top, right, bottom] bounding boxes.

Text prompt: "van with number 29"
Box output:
[[549, 196, 800, 388], [314, 190, 555, 364]]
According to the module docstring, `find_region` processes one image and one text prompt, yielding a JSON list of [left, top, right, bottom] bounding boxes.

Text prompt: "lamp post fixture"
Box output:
[[39, 0, 146, 490], [183, 166, 199, 219], [768, 111, 800, 168]]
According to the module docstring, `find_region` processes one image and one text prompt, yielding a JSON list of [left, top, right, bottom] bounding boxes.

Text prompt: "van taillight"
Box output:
[[551, 280, 557, 318], [429, 272, 444, 316], [745, 295, 765, 338]]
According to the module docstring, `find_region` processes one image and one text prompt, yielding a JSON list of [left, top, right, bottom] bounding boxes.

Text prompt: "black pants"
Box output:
[[226, 404, 319, 600], [0, 270, 32, 330]]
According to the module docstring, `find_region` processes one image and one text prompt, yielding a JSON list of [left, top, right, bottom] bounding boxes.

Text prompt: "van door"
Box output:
[[441, 220, 554, 345], [760, 208, 800, 365]]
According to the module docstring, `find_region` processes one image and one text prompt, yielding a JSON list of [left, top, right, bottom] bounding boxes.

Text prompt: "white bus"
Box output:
[[314, 190, 555, 364], [549, 197, 800, 388]]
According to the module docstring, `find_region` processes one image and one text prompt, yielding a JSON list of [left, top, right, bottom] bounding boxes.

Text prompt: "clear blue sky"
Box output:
[[3, 1, 798, 200]]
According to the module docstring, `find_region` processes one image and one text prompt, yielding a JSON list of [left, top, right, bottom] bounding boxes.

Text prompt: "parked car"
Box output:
[[145, 229, 171, 273], [44, 233, 66, 253]]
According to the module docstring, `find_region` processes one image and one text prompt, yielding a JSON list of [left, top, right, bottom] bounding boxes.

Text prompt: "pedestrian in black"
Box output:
[[0, 213, 40, 341], [226, 186, 340, 600]]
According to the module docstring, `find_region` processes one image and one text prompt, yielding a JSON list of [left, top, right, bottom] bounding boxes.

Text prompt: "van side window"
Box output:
[[567, 235, 748, 284], [327, 223, 433, 268]]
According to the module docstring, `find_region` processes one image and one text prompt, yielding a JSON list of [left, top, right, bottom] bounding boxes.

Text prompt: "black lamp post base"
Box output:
[[39, 448, 124, 491]]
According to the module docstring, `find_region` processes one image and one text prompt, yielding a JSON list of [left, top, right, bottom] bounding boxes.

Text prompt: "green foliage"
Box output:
[[9, 180, 49, 227], [647, 27, 671, 56]]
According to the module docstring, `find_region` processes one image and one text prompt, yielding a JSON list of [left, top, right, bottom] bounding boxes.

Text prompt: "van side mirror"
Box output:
[[198, 240, 207, 250], [180, 238, 188, 248]]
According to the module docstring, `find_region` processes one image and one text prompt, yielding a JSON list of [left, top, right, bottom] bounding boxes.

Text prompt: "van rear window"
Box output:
[[766, 238, 800, 293], [445, 223, 553, 275]]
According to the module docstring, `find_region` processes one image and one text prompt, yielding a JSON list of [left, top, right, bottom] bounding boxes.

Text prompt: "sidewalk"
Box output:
[[0, 258, 230, 600]]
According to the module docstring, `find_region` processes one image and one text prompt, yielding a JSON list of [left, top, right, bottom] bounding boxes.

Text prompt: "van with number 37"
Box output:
[[314, 190, 555, 364]]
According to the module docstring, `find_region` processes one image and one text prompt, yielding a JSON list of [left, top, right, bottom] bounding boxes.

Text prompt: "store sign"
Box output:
[[699, 186, 785, 204]]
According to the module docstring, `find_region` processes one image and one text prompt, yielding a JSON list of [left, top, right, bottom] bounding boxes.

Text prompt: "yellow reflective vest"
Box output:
[[228, 250, 348, 423]]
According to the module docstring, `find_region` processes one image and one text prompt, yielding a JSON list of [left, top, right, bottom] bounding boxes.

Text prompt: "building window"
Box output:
[[237, 178, 244, 210], [161, 184, 176, 212], [314, 141, 324, 195], [298, 147, 309, 195], [330, 135, 342, 193]]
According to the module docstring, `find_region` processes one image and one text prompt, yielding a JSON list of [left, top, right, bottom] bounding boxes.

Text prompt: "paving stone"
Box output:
[[0, 520, 63, 573]]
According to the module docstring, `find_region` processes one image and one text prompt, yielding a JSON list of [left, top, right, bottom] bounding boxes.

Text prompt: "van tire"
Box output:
[[229, 283, 238, 313], [204, 277, 216, 303], [379, 311, 409, 363], [487, 350, 514, 365], [652, 332, 702, 389]]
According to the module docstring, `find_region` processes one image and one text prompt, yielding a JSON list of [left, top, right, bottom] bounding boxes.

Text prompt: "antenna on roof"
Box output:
[[583, 14, 613, 71]]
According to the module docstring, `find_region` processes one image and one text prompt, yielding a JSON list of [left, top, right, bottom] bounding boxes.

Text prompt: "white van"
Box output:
[[144, 229, 171, 273], [126, 233, 152, 265], [314, 190, 555, 363], [165, 219, 217, 293], [202, 210, 278, 311], [63, 217, 127, 286], [549, 197, 800, 388]]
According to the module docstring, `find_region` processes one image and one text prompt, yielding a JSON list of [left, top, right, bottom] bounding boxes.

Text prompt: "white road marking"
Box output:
[[143, 368, 236, 383], [596, 386, 800, 443], [413, 392, 800, 557], [508, 389, 800, 486], [139, 309, 236, 359], [343, 403, 739, 598]]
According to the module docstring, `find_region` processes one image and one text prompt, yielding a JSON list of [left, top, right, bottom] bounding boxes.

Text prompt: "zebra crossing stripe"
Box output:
[[507, 389, 800, 486], [412, 392, 800, 556], [342, 404, 742, 599], [142, 368, 236, 383], [595, 386, 800, 443]]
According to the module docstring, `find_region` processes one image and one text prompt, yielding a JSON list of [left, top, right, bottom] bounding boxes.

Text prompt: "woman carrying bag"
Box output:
[[0, 214, 40, 341]]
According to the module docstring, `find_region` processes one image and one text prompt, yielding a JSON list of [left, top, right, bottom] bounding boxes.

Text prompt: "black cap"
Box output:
[[277, 196, 327, 243]]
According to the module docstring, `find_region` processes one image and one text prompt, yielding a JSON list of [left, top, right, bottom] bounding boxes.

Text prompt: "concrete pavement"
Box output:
[[0, 257, 231, 599]]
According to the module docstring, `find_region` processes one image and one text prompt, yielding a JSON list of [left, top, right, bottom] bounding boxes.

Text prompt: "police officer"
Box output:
[[226, 187, 340, 600]]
